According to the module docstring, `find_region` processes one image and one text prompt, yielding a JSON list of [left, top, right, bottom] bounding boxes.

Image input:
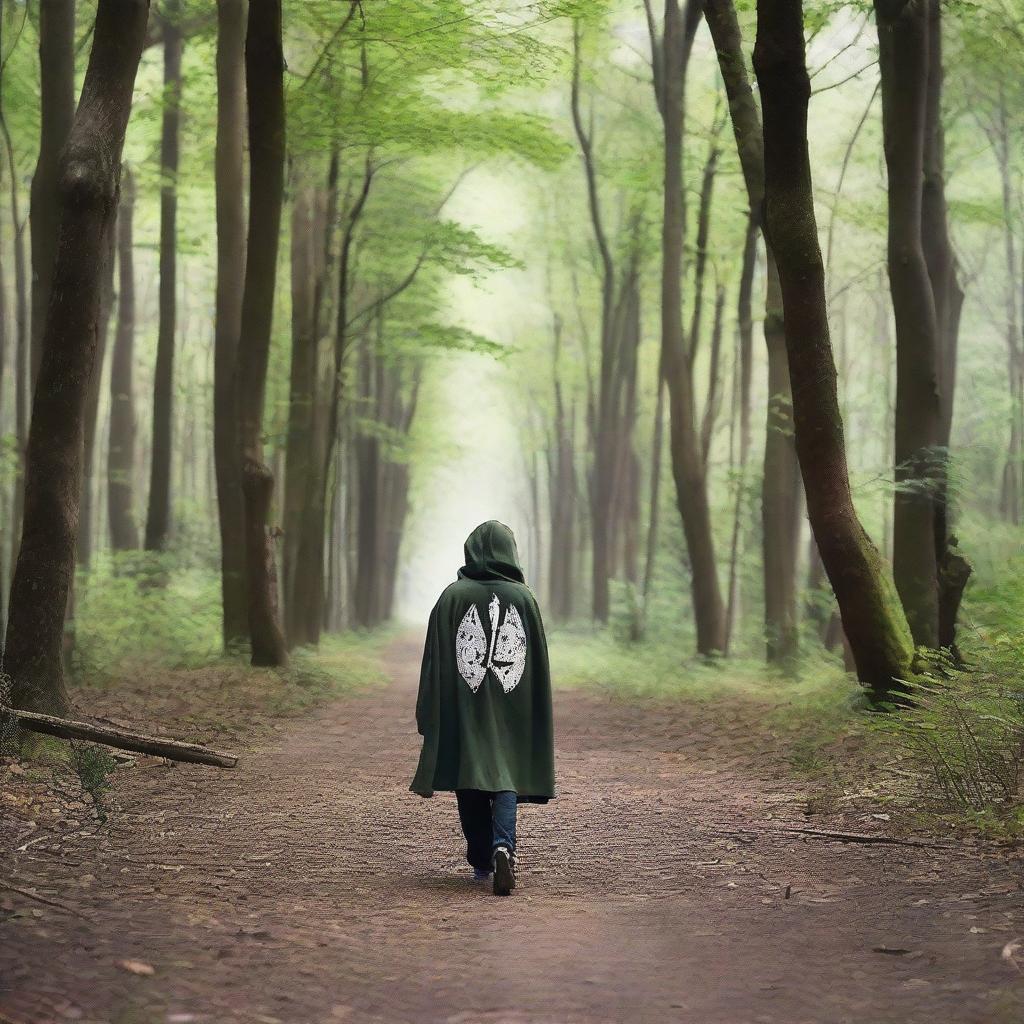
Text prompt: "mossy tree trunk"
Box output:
[[754, 0, 915, 701]]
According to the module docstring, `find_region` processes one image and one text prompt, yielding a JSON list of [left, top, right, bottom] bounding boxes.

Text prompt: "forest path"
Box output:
[[2, 635, 1023, 1024]]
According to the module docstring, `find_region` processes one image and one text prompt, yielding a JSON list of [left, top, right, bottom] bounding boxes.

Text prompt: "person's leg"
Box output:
[[490, 791, 518, 896], [490, 791, 517, 856], [455, 790, 492, 874]]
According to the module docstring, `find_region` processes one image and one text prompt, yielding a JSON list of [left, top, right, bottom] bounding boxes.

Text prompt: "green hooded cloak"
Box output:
[[411, 521, 555, 802]]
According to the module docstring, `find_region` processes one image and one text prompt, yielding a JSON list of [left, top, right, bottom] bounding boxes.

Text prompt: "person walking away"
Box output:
[[411, 520, 555, 896]]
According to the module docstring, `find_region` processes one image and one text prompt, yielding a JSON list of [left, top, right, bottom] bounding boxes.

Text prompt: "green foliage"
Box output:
[[871, 657, 1024, 813], [70, 743, 117, 808], [70, 558, 223, 682]]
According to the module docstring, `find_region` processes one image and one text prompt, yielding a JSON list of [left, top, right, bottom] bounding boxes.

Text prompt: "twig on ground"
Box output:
[[0, 879, 92, 920]]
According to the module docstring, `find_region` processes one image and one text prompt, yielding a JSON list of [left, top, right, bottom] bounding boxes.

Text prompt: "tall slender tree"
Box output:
[[652, 0, 728, 655], [108, 166, 139, 552], [237, 0, 287, 666], [754, 0, 915, 700], [704, 0, 801, 664], [213, 0, 248, 645], [875, 0, 942, 648], [145, 0, 182, 552], [5, 0, 150, 715]]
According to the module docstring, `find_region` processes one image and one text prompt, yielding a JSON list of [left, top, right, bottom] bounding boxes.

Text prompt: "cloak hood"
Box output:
[[458, 520, 525, 585]]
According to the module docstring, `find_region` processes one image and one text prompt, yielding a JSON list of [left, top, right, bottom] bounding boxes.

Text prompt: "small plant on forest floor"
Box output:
[[71, 743, 117, 816], [872, 655, 1024, 817]]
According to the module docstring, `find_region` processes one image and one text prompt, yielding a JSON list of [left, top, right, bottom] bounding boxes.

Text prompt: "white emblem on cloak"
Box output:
[[455, 593, 527, 694]]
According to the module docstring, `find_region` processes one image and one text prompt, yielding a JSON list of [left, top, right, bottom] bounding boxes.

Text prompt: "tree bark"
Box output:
[[704, 0, 801, 664], [107, 165, 139, 551], [29, 0, 75, 388], [875, 0, 941, 648], [284, 182, 319, 645], [213, 0, 249, 647], [657, 0, 727, 655], [4, 0, 150, 715], [77, 226, 116, 567], [237, 0, 287, 666], [754, 0, 915, 701], [144, 0, 182, 552], [919, 0, 968, 652], [761, 257, 801, 664], [569, 23, 619, 624], [1, 90, 29, 572]]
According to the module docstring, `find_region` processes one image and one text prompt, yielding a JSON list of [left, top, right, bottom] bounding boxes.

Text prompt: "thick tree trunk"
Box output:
[[77, 228, 116, 567], [108, 166, 139, 552], [4, 0, 150, 715], [754, 0, 915, 701], [237, 0, 287, 666], [875, 0, 941, 648], [29, 0, 75, 388], [658, 0, 727, 655], [213, 0, 249, 647], [145, 0, 182, 552]]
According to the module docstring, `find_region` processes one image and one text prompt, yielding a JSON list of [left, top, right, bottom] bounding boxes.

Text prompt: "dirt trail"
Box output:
[[2, 637, 1022, 1024]]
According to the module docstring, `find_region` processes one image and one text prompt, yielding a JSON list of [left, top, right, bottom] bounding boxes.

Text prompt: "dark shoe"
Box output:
[[492, 846, 515, 896]]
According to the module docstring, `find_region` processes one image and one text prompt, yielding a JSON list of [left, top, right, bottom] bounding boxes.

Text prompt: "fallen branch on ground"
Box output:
[[716, 825, 952, 850], [2, 706, 238, 768], [0, 879, 92, 920]]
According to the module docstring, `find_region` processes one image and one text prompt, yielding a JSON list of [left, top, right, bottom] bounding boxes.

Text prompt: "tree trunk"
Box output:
[[875, 0, 941, 648], [919, 0, 968, 652], [724, 214, 757, 647], [1, 98, 29, 572], [77, 227, 115, 567], [754, 0, 915, 701], [4, 0, 150, 715], [687, 125, 722, 365], [705, 0, 801, 664], [284, 182, 318, 645], [213, 0, 249, 647], [569, 23, 618, 624], [284, 154, 337, 648], [658, 0, 727, 655], [699, 283, 726, 464], [145, 0, 182, 552], [108, 165, 139, 551], [761, 257, 802, 664], [237, 0, 287, 667], [29, 0, 75, 389]]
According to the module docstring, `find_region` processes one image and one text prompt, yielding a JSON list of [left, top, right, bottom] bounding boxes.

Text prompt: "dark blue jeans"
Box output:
[[456, 789, 516, 871]]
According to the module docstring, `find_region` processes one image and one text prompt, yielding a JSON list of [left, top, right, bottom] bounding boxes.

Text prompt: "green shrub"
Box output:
[[873, 654, 1024, 812]]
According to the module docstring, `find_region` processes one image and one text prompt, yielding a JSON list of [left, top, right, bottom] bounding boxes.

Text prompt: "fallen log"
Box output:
[[2, 706, 238, 768]]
